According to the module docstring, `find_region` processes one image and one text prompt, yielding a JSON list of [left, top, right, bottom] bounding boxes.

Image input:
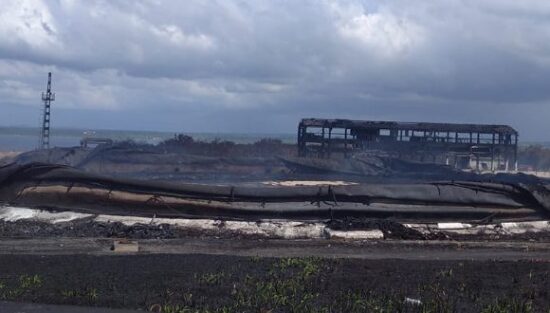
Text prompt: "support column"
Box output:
[[297, 124, 306, 157], [491, 133, 495, 172], [327, 127, 332, 158], [514, 134, 519, 171], [344, 128, 348, 158], [321, 127, 325, 158]]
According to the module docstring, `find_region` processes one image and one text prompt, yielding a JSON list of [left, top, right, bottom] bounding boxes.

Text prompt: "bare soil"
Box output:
[[0, 253, 548, 312]]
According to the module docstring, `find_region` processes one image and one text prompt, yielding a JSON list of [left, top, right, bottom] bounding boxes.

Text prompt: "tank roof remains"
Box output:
[[299, 118, 518, 135]]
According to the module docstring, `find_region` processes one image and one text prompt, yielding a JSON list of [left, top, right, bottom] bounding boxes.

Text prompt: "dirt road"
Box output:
[[0, 237, 549, 261]]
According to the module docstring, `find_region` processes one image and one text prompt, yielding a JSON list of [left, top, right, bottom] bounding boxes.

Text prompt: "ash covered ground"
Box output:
[[3, 137, 474, 183]]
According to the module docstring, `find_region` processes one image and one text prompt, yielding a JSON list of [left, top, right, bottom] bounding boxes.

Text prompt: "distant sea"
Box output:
[[0, 126, 296, 152], [1, 126, 548, 152]]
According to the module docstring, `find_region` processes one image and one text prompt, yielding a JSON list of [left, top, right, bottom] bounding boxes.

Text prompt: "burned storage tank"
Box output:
[[297, 118, 518, 171]]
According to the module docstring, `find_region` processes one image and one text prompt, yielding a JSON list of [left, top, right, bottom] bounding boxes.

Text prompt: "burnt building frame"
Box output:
[[297, 118, 519, 171]]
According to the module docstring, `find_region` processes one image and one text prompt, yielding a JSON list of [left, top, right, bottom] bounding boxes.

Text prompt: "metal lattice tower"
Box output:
[[40, 72, 55, 149]]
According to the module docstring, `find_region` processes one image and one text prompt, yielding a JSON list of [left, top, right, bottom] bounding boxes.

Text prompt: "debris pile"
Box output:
[[0, 218, 176, 239]]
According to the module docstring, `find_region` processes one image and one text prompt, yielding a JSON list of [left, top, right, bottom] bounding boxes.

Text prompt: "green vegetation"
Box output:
[[481, 298, 534, 313], [195, 272, 226, 286], [0, 274, 42, 299], [60, 287, 98, 302]]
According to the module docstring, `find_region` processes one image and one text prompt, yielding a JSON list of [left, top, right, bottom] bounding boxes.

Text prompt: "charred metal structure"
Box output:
[[298, 118, 519, 171]]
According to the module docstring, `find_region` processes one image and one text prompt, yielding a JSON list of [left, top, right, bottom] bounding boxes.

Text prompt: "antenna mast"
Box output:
[[40, 72, 55, 149]]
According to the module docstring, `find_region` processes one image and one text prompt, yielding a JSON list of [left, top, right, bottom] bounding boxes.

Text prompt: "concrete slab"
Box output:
[[112, 240, 139, 253]]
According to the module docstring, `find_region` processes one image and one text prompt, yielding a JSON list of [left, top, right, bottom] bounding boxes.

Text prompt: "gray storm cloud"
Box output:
[[1, 0, 550, 139]]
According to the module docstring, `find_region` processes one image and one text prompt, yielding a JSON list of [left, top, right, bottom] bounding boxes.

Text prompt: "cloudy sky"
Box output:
[[1, 0, 550, 140]]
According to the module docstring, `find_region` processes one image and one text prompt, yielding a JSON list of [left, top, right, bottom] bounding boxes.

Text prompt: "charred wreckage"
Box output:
[[0, 117, 548, 231], [298, 118, 519, 172]]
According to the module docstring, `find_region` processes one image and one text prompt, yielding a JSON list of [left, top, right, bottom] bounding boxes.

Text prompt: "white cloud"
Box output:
[[0, 0, 550, 139], [0, 0, 60, 50], [150, 24, 215, 50], [331, 4, 425, 57]]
